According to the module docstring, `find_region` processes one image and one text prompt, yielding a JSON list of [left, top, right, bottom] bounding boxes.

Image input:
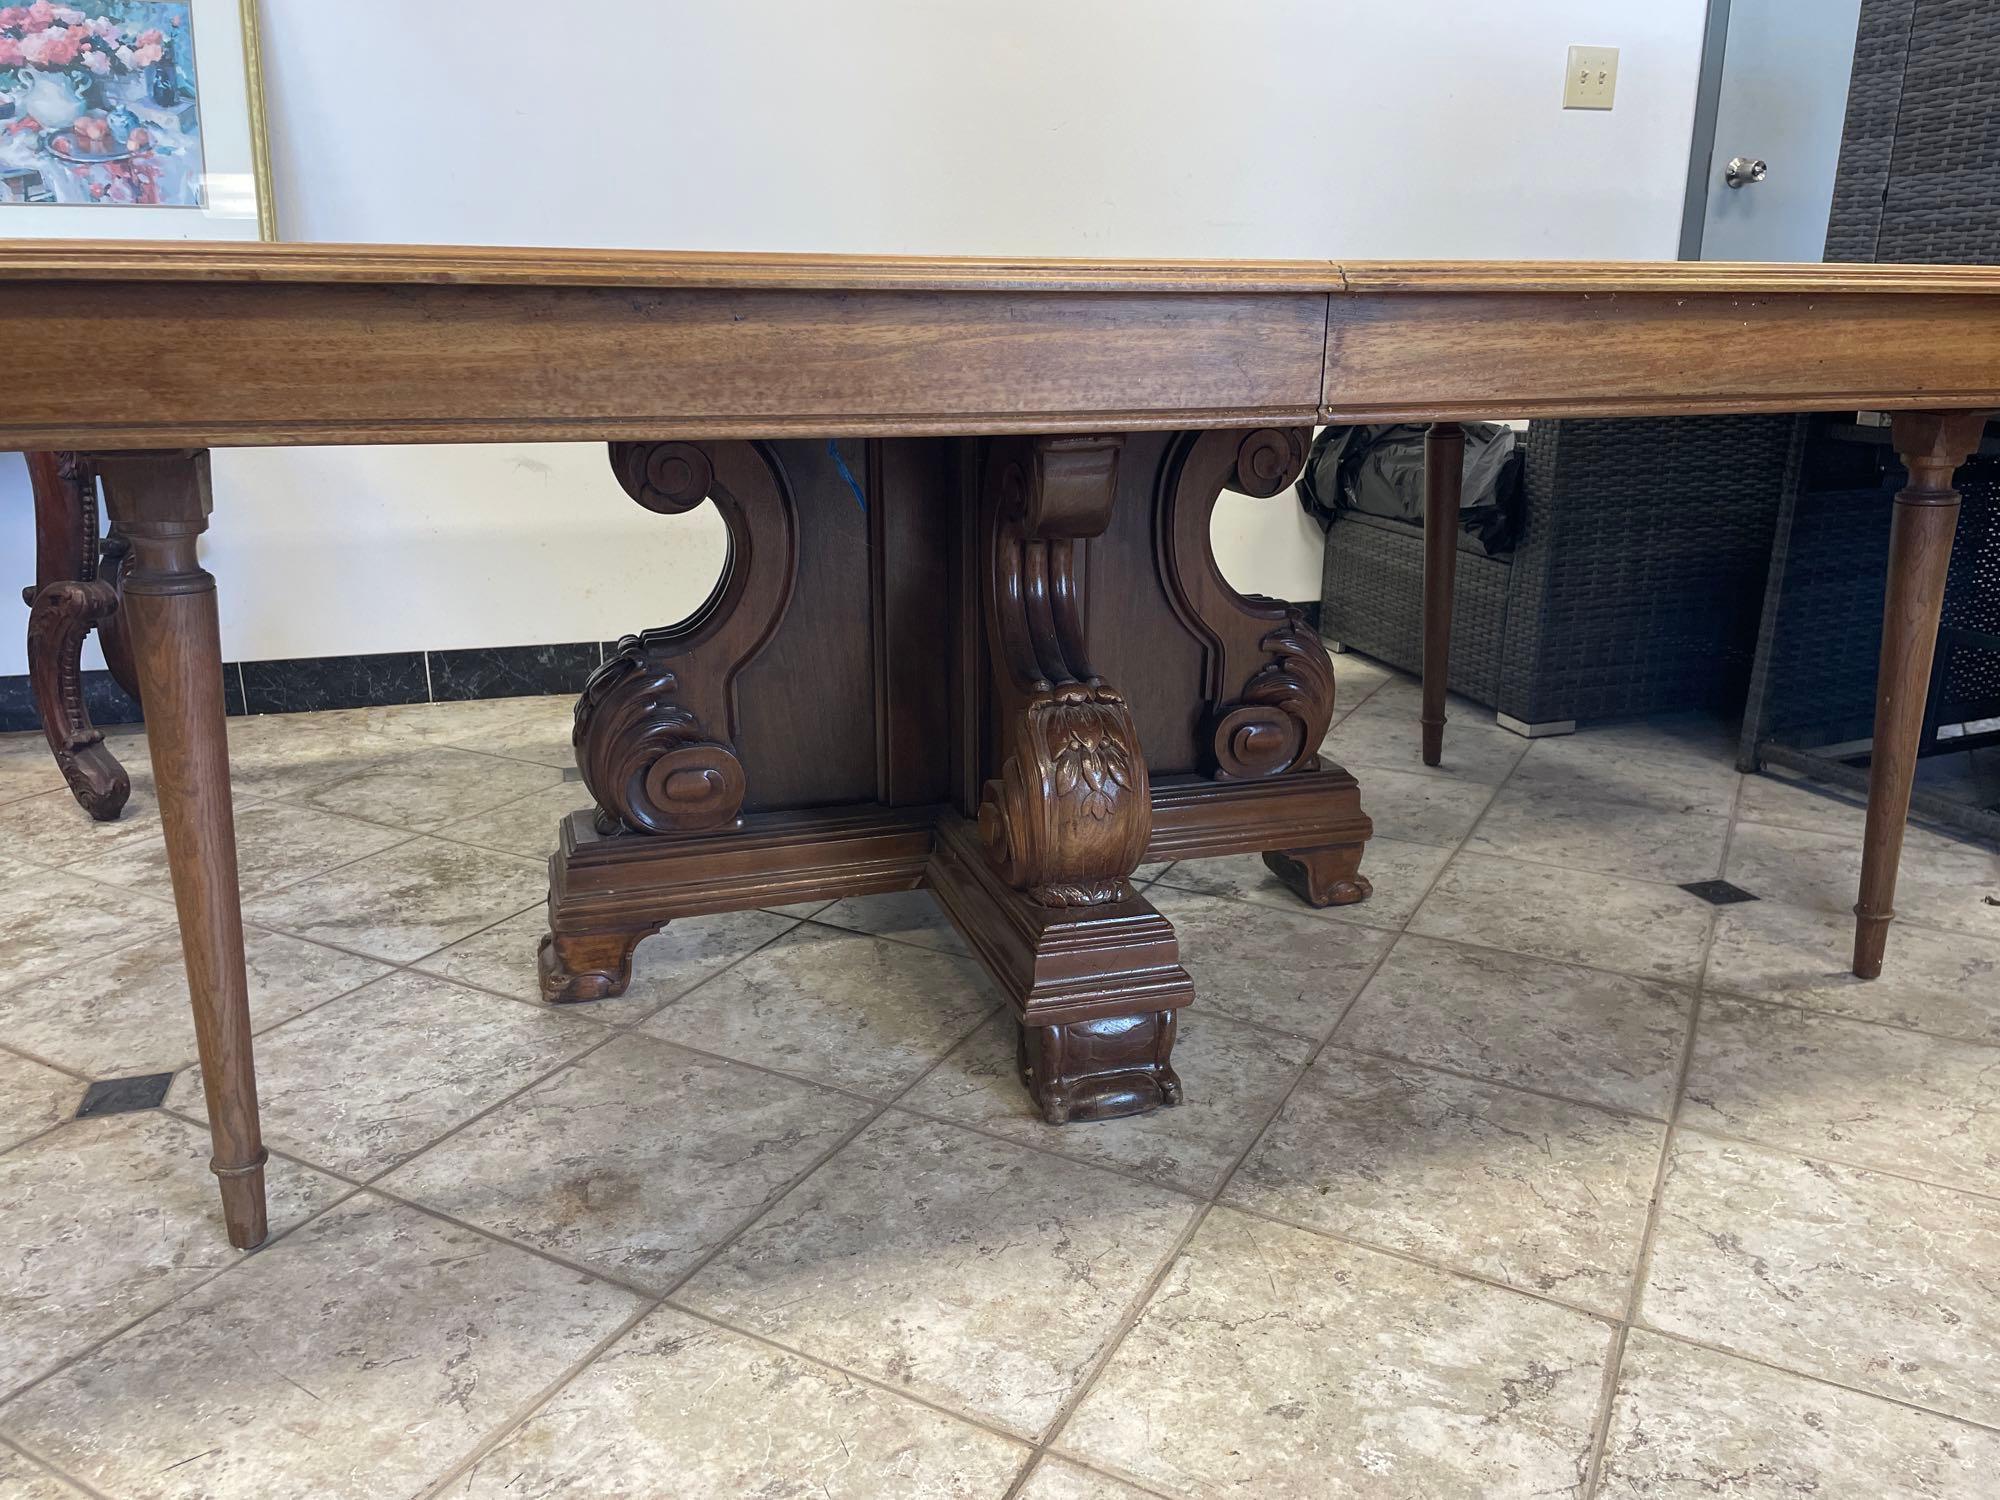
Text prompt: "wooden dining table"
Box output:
[[8, 243, 1996, 1250]]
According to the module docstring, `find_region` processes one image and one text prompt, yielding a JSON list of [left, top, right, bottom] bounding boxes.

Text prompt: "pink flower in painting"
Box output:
[[113, 40, 131, 65], [21, 23, 80, 64], [32, 22, 83, 64], [23, 0, 55, 32], [135, 26, 160, 46], [0, 35, 20, 65], [90, 14, 117, 39], [53, 5, 85, 22], [0, 7, 27, 28], [79, 43, 108, 72], [127, 39, 159, 66]]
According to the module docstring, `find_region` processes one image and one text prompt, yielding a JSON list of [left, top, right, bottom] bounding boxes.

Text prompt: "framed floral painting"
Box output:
[[0, 0, 272, 239]]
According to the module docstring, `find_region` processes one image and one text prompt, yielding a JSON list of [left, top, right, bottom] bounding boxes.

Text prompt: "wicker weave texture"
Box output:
[[1825, 0, 1917, 262], [1319, 510, 1510, 701], [1317, 416, 1795, 725], [1758, 0, 2000, 755], [1495, 416, 1796, 723], [1762, 446, 2000, 750], [1874, 0, 2000, 264]]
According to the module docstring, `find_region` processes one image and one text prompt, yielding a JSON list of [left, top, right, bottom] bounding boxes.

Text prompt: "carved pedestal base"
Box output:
[[930, 814, 1191, 1124], [1018, 1012, 1180, 1125], [541, 429, 1374, 1126], [1263, 842, 1373, 907], [537, 926, 659, 1003]]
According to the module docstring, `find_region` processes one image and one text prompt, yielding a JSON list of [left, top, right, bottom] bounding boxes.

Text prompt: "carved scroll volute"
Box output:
[[574, 441, 796, 835], [24, 451, 131, 821], [1157, 427, 1334, 778], [978, 436, 1152, 907]]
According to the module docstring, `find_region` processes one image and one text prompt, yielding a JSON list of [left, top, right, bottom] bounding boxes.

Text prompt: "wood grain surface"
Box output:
[[7, 244, 2000, 448]]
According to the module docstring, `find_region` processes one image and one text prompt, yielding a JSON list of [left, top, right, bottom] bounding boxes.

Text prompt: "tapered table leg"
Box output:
[[95, 450, 267, 1249], [1851, 411, 1989, 980], [1420, 421, 1465, 766]]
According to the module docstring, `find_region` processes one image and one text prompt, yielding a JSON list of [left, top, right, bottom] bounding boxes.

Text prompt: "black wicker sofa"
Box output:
[[1318, 414, 1801, 733]]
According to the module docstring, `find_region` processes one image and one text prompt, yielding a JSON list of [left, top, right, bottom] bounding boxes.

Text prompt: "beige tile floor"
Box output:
[[2, 662, 1999, 1498]]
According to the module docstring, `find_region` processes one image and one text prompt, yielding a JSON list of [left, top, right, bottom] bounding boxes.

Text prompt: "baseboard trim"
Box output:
[[0, 639, 608, 734]]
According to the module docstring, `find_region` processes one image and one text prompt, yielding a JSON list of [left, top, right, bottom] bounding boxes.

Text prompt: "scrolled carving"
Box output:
[[572, 441, 797, 836], [979, 435, 1152, 908], [1230, 426, 1311, 498], [1209, 615, 1335, 778], [979, 681, 1149, 906], [23, 451, 131, 821], [1158, 425, 1337, 779], [572, 640, 745, 835], [27, 576, 130, 821], [613, 440, 715, 515]]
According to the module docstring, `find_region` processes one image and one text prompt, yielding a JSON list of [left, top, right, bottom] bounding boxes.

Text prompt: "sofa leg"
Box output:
[[1495, 713, 1578, 740]]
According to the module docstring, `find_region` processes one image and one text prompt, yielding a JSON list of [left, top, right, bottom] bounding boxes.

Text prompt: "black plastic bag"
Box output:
[[1296, 422, 1525, 556]]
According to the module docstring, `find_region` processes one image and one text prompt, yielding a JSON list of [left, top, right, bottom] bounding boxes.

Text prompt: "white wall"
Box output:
[[2, 1, 1708, 676]]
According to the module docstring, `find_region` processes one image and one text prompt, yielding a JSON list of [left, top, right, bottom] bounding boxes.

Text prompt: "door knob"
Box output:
[[1724, 156, 1768, 189]]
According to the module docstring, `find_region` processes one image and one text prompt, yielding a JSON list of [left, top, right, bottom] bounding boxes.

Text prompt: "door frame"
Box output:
[[1678, 0, 1734, 260]]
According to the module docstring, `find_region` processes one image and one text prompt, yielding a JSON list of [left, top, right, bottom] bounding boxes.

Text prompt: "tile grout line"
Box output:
[[1577, 1325, 1631, 1499], [415, 986, 1023, 1496], [1578, 754, 1743, 1496], [1151, 867, 2000, 1051], [1014, 707, 1539, 1492], [8, 686, 1996, 1487], [1214, 1198, 1622, 1326], [4, 892, 860, 1479], [1666, 1120, 2000, 1206], [0, 1420, 117, 1500], [0, 1174, 377, 1418], [0, 908, 830, 1439], [1623, 1321, 2000, 1438]]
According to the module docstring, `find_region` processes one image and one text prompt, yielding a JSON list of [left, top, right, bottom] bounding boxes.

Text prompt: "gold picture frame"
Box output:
[[239, 0, 272, 240], [0, 0, 275, 241]]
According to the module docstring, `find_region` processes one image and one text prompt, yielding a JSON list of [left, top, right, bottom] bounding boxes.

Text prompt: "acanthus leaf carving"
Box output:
[[979, 680, 1149, 907], [1209, 612, 1335, 778], [572, 639, 746, 835], [978, 435, 1151, 908]]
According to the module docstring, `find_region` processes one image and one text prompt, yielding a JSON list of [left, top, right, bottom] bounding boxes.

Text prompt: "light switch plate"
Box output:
[[1564, 45, 1619, 110]]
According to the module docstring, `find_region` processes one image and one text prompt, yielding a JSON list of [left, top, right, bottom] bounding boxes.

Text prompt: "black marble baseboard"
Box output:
[[2, 598, 1319, 734], [0, 640, 607, 733], [238, 651, 429, 715], [429, 642, 602, 702], [0, 667, 173, 734]]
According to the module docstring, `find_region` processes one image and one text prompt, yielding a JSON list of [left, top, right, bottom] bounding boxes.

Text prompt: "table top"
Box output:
[[8, 243, 2000, 449]]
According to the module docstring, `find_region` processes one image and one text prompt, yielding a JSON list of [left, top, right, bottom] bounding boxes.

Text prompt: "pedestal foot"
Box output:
[[1017, 1011, 1181, 1125], [966, 435, 1187, 1121], [1263, 842, 1372, 907], [538, 927, 657, 1003]]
